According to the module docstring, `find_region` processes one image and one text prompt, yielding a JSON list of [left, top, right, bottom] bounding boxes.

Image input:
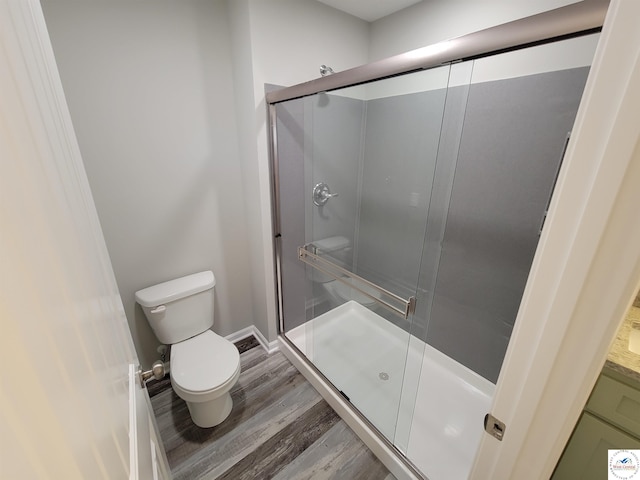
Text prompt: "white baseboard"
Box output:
[[225, 326, 279, 354], [224, 326, 255, 344], [250, 326, 280, 354]]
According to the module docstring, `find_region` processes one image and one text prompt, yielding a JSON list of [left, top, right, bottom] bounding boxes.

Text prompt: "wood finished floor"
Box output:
[[149, 337, 395, 480]]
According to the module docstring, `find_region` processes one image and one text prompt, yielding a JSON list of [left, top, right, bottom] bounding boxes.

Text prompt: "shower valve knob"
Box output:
[[313, 182, 338, 206]]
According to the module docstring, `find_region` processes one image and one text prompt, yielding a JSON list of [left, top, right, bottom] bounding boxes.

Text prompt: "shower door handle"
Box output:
[[313, 182, 338, 206]]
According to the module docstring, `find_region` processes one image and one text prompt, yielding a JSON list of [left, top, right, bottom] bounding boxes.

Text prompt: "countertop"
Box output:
[[605, 305, 640, 384]]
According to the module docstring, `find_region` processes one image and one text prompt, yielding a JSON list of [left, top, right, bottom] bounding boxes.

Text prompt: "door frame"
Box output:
[[470, 0, 640, 477]]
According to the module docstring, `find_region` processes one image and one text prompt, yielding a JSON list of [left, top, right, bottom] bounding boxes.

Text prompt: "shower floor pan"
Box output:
[[286, 300, 494, 480]]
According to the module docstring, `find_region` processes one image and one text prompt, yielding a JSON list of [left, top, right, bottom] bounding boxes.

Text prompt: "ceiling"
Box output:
[[315, 0, 423, 22]]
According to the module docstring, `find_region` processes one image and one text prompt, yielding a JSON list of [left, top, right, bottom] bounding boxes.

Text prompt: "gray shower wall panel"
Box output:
[[426, 66, 591, 383], [308, 93, 365, 256], [355, 89, 447, 295], [413, 83, 472, 342]]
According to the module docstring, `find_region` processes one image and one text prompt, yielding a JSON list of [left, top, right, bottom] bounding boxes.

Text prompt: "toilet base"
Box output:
[[185, 392, 233, 428]]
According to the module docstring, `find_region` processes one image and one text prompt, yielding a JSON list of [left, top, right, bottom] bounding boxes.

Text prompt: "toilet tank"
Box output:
[[135, 271, 215, 344]]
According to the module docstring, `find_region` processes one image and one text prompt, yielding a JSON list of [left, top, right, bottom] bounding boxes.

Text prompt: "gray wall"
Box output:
[[425, 67, 590, 382], [307, 94, 364, 252], [42, 0, 254, 368], [356, 90, 447, 295]]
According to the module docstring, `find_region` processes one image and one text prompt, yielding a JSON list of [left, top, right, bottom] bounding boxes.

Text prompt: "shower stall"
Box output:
[[268, 4, 606, 479]]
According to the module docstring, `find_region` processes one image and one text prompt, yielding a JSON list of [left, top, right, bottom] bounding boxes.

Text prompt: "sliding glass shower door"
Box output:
[[310, 67, 456, 444], [272, 31, 600, 480], [276, 65, 454, 444]]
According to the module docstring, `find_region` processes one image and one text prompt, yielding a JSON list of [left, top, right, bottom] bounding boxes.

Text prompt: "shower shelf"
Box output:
[[298, 244, 416, 319]]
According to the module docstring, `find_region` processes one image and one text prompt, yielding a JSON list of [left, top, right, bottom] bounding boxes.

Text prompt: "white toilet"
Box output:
[[135, 271, 241, 428]]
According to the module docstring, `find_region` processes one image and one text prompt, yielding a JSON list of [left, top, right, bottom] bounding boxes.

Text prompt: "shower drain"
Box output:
[[379, 372, 389, 381]]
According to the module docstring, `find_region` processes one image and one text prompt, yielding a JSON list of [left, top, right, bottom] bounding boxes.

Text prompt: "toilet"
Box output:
[[135, 271, 240, 428]]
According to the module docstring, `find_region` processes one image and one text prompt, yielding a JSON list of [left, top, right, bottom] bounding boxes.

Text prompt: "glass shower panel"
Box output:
[[275, 96, 312, 351], [405, 34, 600, 480], [394, 60, 476, 453], [303, 87, 365, 323], [421, 33, 600, 384], [307, 67, 452, 442]]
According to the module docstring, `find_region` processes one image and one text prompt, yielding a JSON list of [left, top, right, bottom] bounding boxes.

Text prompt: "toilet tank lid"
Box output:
[[135, 271, 215, 307]]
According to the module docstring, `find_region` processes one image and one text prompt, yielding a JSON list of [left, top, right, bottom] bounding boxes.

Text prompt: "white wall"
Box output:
[[370, 0, 580, 61], [41, 0, 254, 368], [40, 0, 370, 368], [225, 0, 273, 345], [227, 0, 370, 341], [249, 0, 371, 87]]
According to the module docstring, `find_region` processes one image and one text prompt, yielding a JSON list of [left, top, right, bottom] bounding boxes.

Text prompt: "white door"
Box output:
[[0, 1, 170, 478]]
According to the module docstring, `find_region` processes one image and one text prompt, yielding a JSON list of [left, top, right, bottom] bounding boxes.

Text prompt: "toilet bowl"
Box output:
[[170, 330, 240, 427], [135, 271, 241, 428]]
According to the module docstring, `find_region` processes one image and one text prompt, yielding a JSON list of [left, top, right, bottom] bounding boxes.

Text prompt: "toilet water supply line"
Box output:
[[137, 360, 166, 388], [138, 344, 171, 387]]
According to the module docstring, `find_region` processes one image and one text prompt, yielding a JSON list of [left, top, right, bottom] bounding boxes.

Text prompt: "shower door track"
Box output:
[[266, 0, 607, 106], [277, 333, 427, 480]]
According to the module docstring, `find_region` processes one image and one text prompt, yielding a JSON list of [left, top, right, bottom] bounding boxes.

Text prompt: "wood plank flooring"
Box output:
[[149, 336, 395, 480]]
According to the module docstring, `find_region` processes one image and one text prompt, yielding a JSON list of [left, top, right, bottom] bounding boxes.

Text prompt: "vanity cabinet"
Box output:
[[552, 369, 640, 480]]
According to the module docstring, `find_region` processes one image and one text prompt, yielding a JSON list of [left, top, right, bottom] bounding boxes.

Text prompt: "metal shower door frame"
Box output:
[[267, 0, 609, 337], [265, 1, 610, 478]]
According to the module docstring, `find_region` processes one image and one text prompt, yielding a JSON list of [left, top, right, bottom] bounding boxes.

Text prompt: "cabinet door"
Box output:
[[587, 374, 640, 437], [552, 413, 640, 480]]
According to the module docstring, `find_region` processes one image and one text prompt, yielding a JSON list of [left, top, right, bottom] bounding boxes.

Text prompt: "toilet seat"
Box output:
[[170, 330, 240, 402]]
